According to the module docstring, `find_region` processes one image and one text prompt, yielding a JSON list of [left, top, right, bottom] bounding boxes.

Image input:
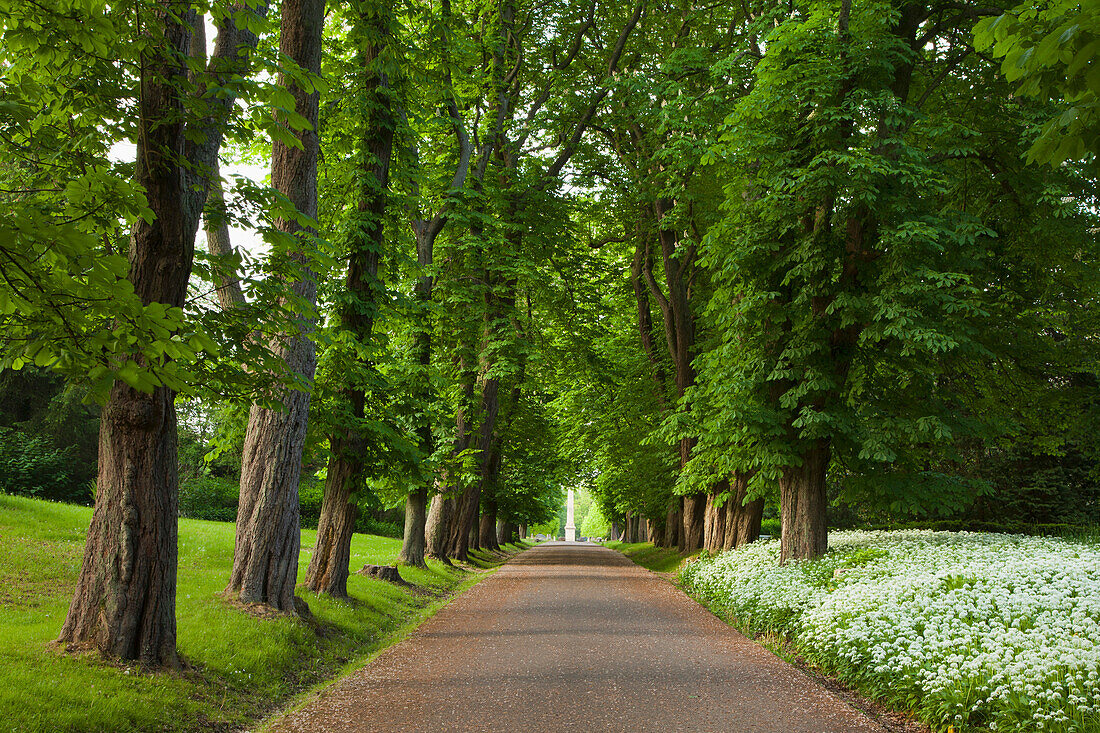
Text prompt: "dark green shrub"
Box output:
[[298, 475, 325, 529], [179, 474, 238, 522], [0, 426, 91, 504], [356, 516, 402, 538]]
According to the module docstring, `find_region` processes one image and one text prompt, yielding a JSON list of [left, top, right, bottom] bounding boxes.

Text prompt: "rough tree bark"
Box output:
[[468, 511, 481, 552], [427, 368, 475, 562], [450, 365, 498, 560], [227, 0, 324, 612], [479, 500, 500, 552], [424, 491, 455, 563], [680, 492, 706, 550], [307, 10, 394, 593], [702, 481, 729, 553], [724, 472, 764, 549], [304, 454, 357, 596], [57, 0, 269, 667], [780, 441, 830, 564], [55, 2, 194, 667]]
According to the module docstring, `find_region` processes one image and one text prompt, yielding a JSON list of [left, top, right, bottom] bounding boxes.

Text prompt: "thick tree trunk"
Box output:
[[479, 501, 500, 552], [58, 383, 182, 667], [227, 0, 323, 613], [399, 487, 429, 567], [663, 505, 680, 549], [468, 512, 481, 552], [425, 491, 454, 563], [434, 365, 475, 561], [56, 3, 194, 668], [703, 484, 728, 553], [780, 441, 830, 563], [724, 471, 764, 549], [451, 373, 498, 560], [681, 492, 706, 551], [518, 523, 526, 540], [230, 388, 311, 611], [647, 518, 665, 546], [304, 444, 358, 596]]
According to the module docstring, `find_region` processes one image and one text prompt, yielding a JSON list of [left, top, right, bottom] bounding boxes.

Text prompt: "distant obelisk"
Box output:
[[565, 488, 577, 542]]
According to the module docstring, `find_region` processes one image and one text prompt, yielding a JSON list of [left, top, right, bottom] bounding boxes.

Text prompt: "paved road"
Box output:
[[270, 542, 885, 733]]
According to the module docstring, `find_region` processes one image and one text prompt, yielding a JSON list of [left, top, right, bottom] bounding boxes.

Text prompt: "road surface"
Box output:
[[269, 542, 885, 733]]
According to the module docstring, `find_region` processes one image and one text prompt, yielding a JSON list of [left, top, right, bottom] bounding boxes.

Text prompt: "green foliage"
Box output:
[[178, 474, 239, 523], [975, 1, 1100, 168], [0, 368, 98, 504], [0, 427, 87, 504], [579, 494, 610, 538]]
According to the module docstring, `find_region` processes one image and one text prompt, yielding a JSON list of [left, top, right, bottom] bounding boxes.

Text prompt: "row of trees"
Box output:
[[1, 0, 1096, 669], [569, 0, 1099, 561]]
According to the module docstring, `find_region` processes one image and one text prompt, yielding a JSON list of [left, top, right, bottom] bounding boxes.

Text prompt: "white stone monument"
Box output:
[[565, 488, 577, 542]]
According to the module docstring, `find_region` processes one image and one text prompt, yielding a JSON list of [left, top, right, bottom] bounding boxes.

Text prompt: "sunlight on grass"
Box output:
[[603, 540, 692, 573], [0, 494, 517, 732]]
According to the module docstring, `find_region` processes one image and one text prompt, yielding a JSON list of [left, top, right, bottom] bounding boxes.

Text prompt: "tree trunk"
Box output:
[[227, 0, 323, 613], [230, 390, 311, 611], [451, 372, 498, 560], [310, 3, 394, 584], [703, 484, 728, 553], [203, 166, 246, 309], [304, 446, 358, 596], [663, 505, 680, 549], [647, 517, 665, 545], [519, 523, 526, 540], [425, 491, 454, 563], [59, 382, 182, 667], [724, 471, 764, 549], [681, 492, 706, 551], [479, 501, 500, 552], [56, 2, 194, 668], [468, 512, 481, 552], [399, 487, 429, 567], [780, 441, 830, 563]]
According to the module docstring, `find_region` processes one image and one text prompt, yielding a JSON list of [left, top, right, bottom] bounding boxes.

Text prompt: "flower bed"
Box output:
[[679, 530, 1100, 732]]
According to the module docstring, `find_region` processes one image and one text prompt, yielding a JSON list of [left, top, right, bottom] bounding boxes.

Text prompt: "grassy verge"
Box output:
[[602, 541, 693, 573], [0, 494, 523, 732]]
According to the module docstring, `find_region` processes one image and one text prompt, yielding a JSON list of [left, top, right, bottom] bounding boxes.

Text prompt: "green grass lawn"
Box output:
[[0, 494, 522, 732], [602, 541, 693, 573]]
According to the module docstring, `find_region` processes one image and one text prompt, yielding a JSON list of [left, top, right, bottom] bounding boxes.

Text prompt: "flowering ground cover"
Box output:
[[679, 530, 1100, 733]]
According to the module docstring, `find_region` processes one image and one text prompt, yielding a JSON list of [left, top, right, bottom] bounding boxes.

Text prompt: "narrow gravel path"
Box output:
[[269, 542, 885, 733]]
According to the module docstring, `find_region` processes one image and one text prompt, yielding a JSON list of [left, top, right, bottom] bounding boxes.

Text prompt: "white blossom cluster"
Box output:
[[679, 530, 1100, 732]]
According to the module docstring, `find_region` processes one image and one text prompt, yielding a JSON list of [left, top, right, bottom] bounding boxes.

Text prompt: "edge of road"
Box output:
[[252, 544, 532, 733], [604, 542, 930, 733]]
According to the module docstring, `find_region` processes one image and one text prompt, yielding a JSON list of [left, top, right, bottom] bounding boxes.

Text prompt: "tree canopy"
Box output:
[[1, 0, 1096, 666]]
